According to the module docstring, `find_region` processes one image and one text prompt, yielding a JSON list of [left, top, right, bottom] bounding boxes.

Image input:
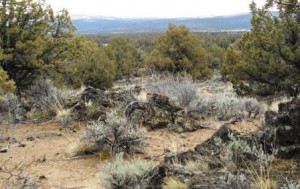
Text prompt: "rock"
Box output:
[[265, 111, 278, 126], [0, 146, 8, 153], [27, 136, 35, 141], [142, 164, 169, 189], [194, 124, 240, 155], [164, 150, 198, 164], [18, 143, 26, 148], [39, 175, 47, 180], [109, 88, 136, 107], [149, 93, 182, 113], [6, 137, 18, 144], [81, 87, 110, 107], [277, 145, 300, 158], [265, 97, 300, 158], [71, 101, 87, 121]]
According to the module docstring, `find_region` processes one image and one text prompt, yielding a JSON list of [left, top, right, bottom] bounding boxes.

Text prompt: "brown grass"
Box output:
[[162, 177, 187, 189]]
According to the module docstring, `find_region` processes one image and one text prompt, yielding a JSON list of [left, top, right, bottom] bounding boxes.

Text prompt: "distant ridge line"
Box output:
[[73, 13, 253, 34]]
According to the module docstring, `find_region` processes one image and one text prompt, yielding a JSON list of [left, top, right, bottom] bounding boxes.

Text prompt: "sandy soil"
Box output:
[[0, 119, 260, 188]]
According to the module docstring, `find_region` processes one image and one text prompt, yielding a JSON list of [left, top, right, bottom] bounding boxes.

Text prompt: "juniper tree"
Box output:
[[145, 24, 212, 79], [0, 0, 76, 91], [222, 1, 300, 96]]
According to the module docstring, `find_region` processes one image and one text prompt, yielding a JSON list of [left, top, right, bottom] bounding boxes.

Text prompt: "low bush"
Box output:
[[81, 110, 147, 155], [99, 153, 156, 189], [189, 94, 262, 121], [26, 79, 76, 119], [147, 74, 197, 108], [281, 179, 300, 189], [214, 94, 241, 120], [146, 74, 262, 121], [56, 108, 73, 127], [0, 92, 22, 123]]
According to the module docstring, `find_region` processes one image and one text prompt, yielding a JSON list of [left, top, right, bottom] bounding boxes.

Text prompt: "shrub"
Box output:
[[146, 74, 263, 121], [145, 24, 212, 79], [190, 94, 263, 121], [81, 110, 147, 155], [281, 179, 300, 189], [0, 67, 15, 93], [147, 74, 197, 108], [0, 92, 22, 123], [56, 108, 73, 127], [242, 98, 261, 118], [99, 153, 156, 189], [1, 159, 37, 189], [214, 94, 242, 120], [26, 79, 75, 119]]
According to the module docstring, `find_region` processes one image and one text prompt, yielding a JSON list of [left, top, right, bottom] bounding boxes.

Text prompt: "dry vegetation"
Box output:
[[1, 74, 299, 189]]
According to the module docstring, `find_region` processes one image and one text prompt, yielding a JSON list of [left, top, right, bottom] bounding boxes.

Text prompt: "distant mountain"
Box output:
[[73, 13, 253, 34]]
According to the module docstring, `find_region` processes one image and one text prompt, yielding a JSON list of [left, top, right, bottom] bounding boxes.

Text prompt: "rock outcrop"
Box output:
[[265, 97, 300, 158]]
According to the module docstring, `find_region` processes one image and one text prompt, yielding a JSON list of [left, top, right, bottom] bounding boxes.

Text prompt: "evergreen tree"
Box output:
[[0, 67, 15, 93], [222, 1, 300, 96], [104, 36, 138, 80], [67, 37, 116, 90], [0, 0, 76, 91], [145, 24, 211, 78]]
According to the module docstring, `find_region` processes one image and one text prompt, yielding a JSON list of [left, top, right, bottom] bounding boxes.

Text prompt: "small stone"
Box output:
[[0, 146, 8, 153], [164, 148, 171, 153], [27, 136, 35, 141], [18, 143, 26, 148], [39, 175, 47, 180]]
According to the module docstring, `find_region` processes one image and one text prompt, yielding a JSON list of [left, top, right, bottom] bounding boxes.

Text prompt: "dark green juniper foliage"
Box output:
[[146, 24, 212, 79], [0, 0, 75, 91], [222, 0, 300, 96]]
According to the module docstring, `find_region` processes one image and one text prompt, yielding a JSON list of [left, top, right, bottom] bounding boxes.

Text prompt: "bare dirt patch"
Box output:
[[0, 119, 259, 188]]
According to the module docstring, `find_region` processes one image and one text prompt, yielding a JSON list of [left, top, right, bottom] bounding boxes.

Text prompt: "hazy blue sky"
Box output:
[[47, 0, 267, 19]]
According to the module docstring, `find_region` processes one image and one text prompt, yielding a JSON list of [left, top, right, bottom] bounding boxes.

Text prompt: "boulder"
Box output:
[[265, 97, 300, 158], [81, 87, 110, 107]]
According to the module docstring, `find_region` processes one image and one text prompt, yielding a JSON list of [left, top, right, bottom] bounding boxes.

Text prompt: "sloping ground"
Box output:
[[0, 119, 260, 188], [0, 123, 101, 189]]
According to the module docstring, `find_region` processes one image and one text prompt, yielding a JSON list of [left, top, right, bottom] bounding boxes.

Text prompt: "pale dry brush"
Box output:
[[99, 153, 156, 189], [81, 110, 147, 155]]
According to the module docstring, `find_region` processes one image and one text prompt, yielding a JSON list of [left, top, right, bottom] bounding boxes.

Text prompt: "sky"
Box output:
[[47, 0, 267, 19]]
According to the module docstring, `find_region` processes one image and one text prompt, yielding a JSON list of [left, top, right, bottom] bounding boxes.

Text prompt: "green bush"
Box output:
[[145, 24, 212, 79]]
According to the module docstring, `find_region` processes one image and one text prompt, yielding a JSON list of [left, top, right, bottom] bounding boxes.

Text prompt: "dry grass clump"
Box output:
[[252, 177, 276, 189], [99, 153, 156, 189], [162, 177, 187, 189], [67, 141, 95, 157], [56, 108, 73, 127], [81, 110, 147, 155]]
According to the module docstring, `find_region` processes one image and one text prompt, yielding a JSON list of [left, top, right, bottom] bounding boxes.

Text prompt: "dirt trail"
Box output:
[[0, 119, 259, 188]]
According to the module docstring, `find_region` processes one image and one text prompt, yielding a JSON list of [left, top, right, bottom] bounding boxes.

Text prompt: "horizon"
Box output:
[[47, 0, 267, 19]]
